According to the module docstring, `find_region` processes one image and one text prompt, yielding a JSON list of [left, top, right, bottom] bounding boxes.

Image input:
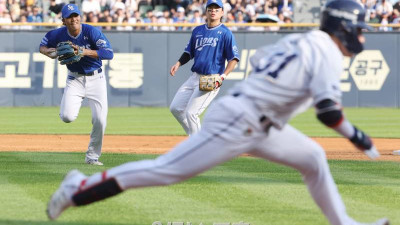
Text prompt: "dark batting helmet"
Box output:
[[320, 0, 372, 54]]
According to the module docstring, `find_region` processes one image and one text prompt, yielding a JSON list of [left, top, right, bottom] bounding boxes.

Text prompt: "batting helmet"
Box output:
[[320, 0, 371, 54]]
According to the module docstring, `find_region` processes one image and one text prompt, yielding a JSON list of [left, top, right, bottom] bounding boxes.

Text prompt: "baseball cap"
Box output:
[[177, 7, 185, 13], [206, 0, 223, 9], [62, 4, 81, 18]]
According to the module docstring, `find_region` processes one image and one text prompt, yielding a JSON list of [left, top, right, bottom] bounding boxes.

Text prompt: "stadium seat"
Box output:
[[139, 5, 153, 17], [154, 5, 168, 13]]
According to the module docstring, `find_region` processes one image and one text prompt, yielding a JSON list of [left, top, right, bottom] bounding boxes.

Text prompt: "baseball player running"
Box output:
[[39, 4, 114, 165], [47, 1, 389, 224], [169, 0, 240, 135]]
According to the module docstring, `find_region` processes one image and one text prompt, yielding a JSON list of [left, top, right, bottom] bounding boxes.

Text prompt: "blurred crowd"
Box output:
[[0, 0, 294, 31], [361, 0, 400, 31], [1, 0, 400, 31]]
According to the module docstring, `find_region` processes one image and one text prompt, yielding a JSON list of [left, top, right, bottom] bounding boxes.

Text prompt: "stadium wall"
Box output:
[[0, 30, 397, 107]]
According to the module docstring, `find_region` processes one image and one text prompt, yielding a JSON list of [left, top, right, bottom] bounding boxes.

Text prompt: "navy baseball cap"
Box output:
[[62, 4, 81, 18], [206, 0, 223, 8]]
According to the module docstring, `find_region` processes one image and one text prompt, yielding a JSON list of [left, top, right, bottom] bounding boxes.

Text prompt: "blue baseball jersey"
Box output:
[[184, 24, 240, 75], [40, 24, 113, 74]]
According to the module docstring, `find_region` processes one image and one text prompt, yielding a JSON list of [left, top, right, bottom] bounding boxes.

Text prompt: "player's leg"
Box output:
[[169, 73, 197, 134], [59, 75, 85, 123], [85, 73, 108, 165], [249, 125, 375, 225], [185, 84, 220, 135], [47, 95, 256, 220]]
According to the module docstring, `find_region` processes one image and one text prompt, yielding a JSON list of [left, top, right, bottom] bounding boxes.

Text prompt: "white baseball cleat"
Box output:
[[85, 158, 103, 166], [364, 146, 380, 159], [46, 169, 87, 220], [392, 150, 400, 155]]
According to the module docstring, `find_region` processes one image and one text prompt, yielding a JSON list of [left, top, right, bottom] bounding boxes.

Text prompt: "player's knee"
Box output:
[[185, 110, 199, 120], [170, 105, 184, 116], [59, 113, 76, 123], [303, 147, 327, 174]]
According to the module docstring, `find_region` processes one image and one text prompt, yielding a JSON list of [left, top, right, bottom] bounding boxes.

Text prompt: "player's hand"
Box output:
[[216, 74, 226, 89], [170, 62, 181, 76], [45, 48, 57, 59]]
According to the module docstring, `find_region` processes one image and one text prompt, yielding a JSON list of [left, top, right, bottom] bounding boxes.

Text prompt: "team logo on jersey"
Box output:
[[233, 45, 238, 54], [96, 39, 107, 47], [84, 36, 88, 40], [195, 37, 218, 51]]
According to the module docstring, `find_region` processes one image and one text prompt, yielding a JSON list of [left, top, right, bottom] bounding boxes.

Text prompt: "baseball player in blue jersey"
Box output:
[[39, 4, 113, 166], [169, 0, 240, 135], [46, 1, 389, 224]]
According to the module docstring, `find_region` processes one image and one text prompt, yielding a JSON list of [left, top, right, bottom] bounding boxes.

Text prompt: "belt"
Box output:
[[71, 68, 102, 76]]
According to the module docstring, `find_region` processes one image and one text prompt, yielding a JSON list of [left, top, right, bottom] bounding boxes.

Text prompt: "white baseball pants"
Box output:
[[59, 70, 108, 161], [82, 95, 360, 225], [170, 72, 220, 135]]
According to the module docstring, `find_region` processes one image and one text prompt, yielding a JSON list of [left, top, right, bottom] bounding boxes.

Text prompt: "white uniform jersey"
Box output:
[[230, 30, 343, 129]]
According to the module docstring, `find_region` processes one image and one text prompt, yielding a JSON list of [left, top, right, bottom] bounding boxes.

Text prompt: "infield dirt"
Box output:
[[0, 135, 399, 161]]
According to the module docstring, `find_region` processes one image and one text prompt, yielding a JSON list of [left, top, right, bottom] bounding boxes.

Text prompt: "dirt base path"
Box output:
[[0, 135, 399, 161]]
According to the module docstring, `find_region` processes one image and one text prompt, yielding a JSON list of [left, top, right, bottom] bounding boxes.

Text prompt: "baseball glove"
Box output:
[[199, 74, 223, 91], [56, 41, 84, 65]]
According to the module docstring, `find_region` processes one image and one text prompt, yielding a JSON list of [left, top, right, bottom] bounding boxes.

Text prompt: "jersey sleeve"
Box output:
[[90, 27, 114, 60], [308, 43, 343, 105], [184, 29, 196, 59], [39, 30, 57, 48], [223, 30, 240, 62]]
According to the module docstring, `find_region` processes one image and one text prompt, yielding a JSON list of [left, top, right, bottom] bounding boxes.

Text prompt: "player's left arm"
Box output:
[[220, 30, 240, 81], [88, 28, 114, 60]]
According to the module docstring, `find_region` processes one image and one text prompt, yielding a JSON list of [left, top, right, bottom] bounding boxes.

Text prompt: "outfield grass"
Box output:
[[0, 152, 399, 225], [0, 107, 400, 137]]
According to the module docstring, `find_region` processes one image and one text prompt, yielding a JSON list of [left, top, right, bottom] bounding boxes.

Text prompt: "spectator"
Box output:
[[104, 13, 114, 30], [17, 15, 33, 30], [158, 9, 175, 31], [245, 0, 257, 18], [48, 0, 64, 20], [392, 0, 400, 19], [173, 6, 187, 30], [189, 9, 204, 24], [8, 0, 20, 22], [27, 6, 43, 22], [225, 11, 237, 31], [90, 13, 102, 30], [369, 9, 381, 23], [376, 0, 393, 21], [111, 0, 126, 14], [0, 10, 12, 29], [82, 0, 101, 15], [125, 0, 137, 13], [264, 0, 278, 16], [98, 8, 110, 22]]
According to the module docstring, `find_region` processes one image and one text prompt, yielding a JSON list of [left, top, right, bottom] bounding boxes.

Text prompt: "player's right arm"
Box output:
[[170, 28, 196, 76], [39, 46, 57, 59], [39, 32, 58, 59]]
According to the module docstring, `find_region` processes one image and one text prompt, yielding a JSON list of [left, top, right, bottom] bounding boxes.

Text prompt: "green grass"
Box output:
[[0, 107, 400, 137], [0, 152, 399, 225]]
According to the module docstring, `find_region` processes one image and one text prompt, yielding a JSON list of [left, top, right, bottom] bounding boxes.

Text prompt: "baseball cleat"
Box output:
[[85, 158, 103, 166], [46, 169, 87, 220], [364, 146, 380, 160]]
